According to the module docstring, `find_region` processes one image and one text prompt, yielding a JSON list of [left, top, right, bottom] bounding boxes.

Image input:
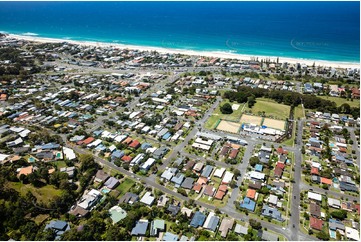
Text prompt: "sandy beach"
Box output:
[[6, 34, 360, 69]]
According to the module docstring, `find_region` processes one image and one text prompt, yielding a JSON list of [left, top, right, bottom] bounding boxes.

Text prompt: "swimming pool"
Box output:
[[28, 157, 35, 163], [101, 187, 111, 194]]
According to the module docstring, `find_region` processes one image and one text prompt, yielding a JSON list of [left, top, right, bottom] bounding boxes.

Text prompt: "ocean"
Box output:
[[0, 1, 359, 63]]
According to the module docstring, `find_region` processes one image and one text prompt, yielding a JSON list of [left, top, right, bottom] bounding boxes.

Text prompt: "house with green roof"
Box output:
[[150, 219, 165, 236]]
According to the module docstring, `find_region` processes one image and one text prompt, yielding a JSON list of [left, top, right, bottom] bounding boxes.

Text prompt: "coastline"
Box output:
[[6, 34, 361, 69]]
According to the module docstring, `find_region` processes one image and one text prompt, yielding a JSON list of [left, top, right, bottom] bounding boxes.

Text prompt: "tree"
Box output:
[[316, 231, 330, 240], [229, 180, 237, 188], [220, 103, 233, 114], [79, 154, 97, 172], [177, 188, 188, 197], [249, 219, 262, 230], [132, 165, 140, 173], [330, 210, 347, 220], [247, 95, 256, 108], [249, 156, 260, 167], [233, 169, 241, 178]]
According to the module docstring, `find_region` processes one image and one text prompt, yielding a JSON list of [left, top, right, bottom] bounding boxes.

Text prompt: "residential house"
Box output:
[[162, 232, 178, 241], [261, 205, 284, 221], [203, 212, 220, 232], [131, 219, 149, 236], [310, 217, 323, 231], [150, 219, 165, 237], [234, 224, 248, 235], [119, 192, 139, 204], [204, 185, 215, 197], [310, 203, 321, 218], [140, 192, 155, 206], [219, 218, 234, 238], [94, 170, 110, 183], [167, 204, 180, 216], [258, 230, 279, 241], [190, 211, 206, 228], [240, 197, 256, 212], [44, 220, 70, 240], [181, 177, 194, 190], [104, 177, 120, 190]]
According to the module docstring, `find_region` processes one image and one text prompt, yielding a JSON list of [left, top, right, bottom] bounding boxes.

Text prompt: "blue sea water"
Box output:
[[0, 1, 359, 63]]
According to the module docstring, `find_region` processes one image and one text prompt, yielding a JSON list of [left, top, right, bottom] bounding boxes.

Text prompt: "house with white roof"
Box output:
[[213, 168, 226, 178], [345, 226, 360, 241], [140, 192, 155, 206], [222, 171, 234, 184], [308, 191, 322, 202]]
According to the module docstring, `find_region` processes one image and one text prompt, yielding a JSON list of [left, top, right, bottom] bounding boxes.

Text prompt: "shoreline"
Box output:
[[6, 34, 361, 69]]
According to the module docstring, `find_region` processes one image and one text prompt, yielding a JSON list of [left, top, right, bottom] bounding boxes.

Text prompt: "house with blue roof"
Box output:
[[141, 143, 152, 150], [95, 144, 106, 151], [44, 220, 70, 240], [111, 150, 125, 159], [203, 212, 220, 232], [240, 197, 256, 211], [41, 143, 60, 150], [190, 211, 206, 228], [171, 173, 185, 188], [162, 132, 172, 140], [162, 232, 178, 241], [255, 164, 263, 172], [261, 205, 284, 221], [93, 130, 103, 137], [201, 165, 214, 178], [131, 220, 149, 236]]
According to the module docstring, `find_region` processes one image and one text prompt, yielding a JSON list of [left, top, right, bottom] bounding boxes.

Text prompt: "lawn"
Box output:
[[245, 98, 291, 120], [7, 182, 63, 205], [294, 105, 305, 119], [115, 178, 135, 197], [319, 96, 360, 108], [51, 160, 67, 169], [204, 100, 247, 129]]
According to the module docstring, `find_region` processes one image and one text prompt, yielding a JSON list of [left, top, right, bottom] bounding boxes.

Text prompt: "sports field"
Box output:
[[262, 118, 286, 130], [216, 120, 241, 133], [239, 114, 263, 125], [246, 98, 290, 120]]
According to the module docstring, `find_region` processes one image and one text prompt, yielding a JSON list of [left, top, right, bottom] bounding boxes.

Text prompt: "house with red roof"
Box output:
[[192, 183, 202, 193], [214, 190, 226, 200], [121, 155, 133, 163], [276, 162, 285, 170], [276, 148, 288, 155], [228, 149, 239, 159], [218, 185, 228, 192], [311, 167, 319, 175], [129, 140, 140, 149], [79, 137, 95, 145], [274, 167, 283, 178], [246, 189, 257, 200], [310, 217, 323, 231], [351, 87, 360, 99], [122, 137, 133, 145], [321, 177, 332, 185]]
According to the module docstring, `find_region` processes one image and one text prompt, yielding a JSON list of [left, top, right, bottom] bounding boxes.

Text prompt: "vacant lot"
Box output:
[[246, 98, 291, 120], [262, 118, 286, 130], [319, 96, 360, 108], [216, 120, 242, 133], [7, 182, 63, 205], [240, 114, 263, 125], [115, 178, 135, 197]]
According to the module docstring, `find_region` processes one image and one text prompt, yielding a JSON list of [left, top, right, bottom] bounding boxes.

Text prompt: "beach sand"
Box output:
[[6, 34, 360, 69]]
